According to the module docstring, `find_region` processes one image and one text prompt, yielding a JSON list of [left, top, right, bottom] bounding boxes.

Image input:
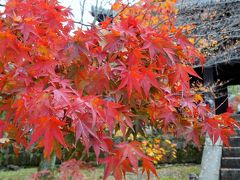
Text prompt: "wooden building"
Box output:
[[178, 1, 240, 179], [177, 0, 240, 115]]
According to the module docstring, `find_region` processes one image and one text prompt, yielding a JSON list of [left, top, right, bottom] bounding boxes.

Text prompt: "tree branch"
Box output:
[[73, 21, 92, 27], [79, 0, 87, 28], [111, 2, 129, 21]]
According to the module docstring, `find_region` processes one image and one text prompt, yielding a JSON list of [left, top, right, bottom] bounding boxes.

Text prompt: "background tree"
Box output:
[[0, 0, 237, 179]]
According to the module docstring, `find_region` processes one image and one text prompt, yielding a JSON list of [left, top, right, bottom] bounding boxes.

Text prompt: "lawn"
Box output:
[[0, 164, 200, 180]]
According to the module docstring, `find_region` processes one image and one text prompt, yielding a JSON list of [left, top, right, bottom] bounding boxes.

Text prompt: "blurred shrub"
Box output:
[[138, 134, 203, 165], [0, 144, 42, 167], [0, 131, 203, 167], [140, 136, 177, 164]]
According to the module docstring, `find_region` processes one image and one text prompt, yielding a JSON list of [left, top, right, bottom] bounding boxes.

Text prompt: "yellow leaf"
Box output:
[[194, 94, 204, 103], [111, 2, 122, 11], [165, 139, 171, 144]]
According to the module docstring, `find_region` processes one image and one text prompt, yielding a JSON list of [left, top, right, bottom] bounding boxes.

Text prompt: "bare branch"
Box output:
[[111, 2, 130, 21], [73, 21, 92, 27], [79, 0, 87, 28]]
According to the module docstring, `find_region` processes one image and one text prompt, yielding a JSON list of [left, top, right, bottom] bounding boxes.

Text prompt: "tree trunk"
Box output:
[[38, 154, 56, 171]]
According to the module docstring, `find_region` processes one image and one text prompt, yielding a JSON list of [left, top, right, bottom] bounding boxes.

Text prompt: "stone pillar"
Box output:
[[200, 65, 223, 180], [199, 135, 222, 180]]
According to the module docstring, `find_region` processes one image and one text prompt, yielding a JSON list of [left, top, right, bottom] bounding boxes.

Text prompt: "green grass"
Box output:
[[0, 164, 200, 180], [0, 168, 36, 180]]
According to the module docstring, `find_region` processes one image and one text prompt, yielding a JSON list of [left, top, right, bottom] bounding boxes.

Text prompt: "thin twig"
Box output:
[[92, 0, 99, 26], [214, 96, 228, 112], [111, 2, 130, 21], [73, 21, 92, 27], [79, 0, 87, 29], [153, 19, 168, 29]]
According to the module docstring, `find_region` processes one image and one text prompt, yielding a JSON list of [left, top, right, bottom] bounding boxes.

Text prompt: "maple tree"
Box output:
[[0, 0, 238, 179]]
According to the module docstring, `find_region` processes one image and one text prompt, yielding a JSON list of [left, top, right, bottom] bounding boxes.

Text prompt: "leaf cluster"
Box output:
[[0, 0, 237, 179]]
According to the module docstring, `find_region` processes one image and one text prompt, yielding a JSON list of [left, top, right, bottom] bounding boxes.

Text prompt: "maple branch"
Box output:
[[73, 21, 92, 27], [91, 0, 99, 26], [111, 2, 130, 21], [153, 19, 168, 29], [0, 4, 5, 7], [214, 96, 228, 112], [79, 0, 87, 29]]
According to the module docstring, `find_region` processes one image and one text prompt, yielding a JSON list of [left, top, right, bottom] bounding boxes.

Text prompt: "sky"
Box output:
[[0, 0, 136, 28], [59, 0, 113, 28], [59, 0, 137, 28], [0, 0, 114, 27]]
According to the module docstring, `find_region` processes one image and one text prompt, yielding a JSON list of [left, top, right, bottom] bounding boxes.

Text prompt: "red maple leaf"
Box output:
[[172, 63, 201, 91], [16, 19, 40, 42], [28, 116, 66, 159], [103, 29, 125, 52], [142, 33, 174, 59], [73, 117, 99, 151], [117, 67, 142, 98], [142, 158, 158, 180], [101, 141, 156, 180], [202, 113, 236, 145], [140, 67, 160, 97], [115, 141, 149, 170]]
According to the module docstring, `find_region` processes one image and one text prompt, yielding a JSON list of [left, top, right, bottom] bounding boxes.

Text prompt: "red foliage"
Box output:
[[58, 159, 93, 180], [0, 0, 237, 179]]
